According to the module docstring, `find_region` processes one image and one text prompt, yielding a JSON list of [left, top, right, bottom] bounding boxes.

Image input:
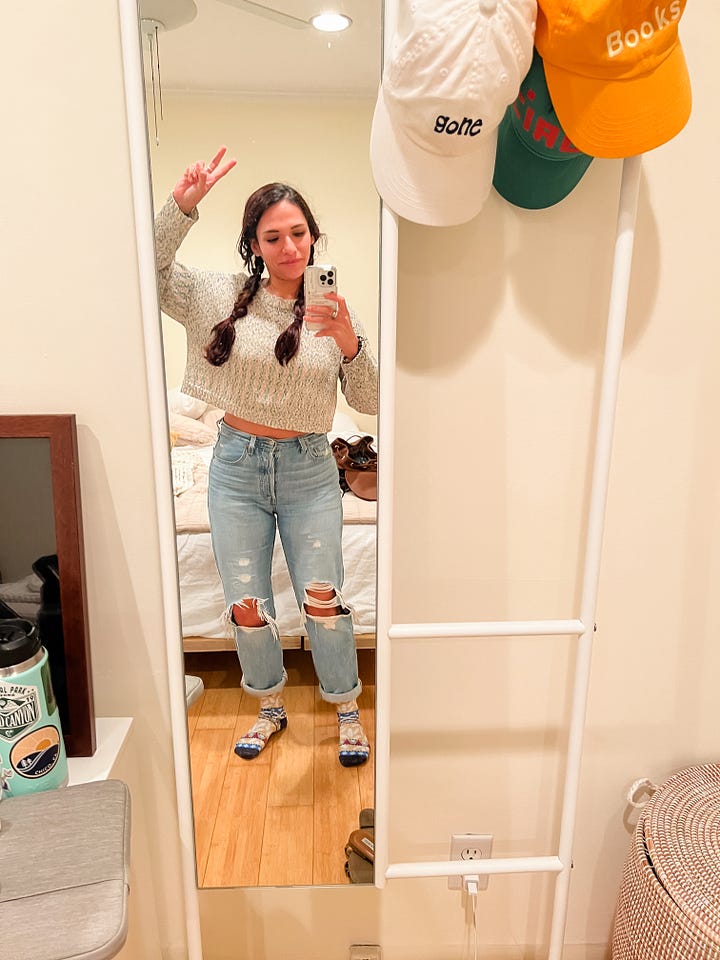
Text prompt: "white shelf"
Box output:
[[67, 717, 133, 785]]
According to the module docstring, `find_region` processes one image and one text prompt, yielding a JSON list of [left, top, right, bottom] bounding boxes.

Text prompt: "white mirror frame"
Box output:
[[118, 0, 398, 953]]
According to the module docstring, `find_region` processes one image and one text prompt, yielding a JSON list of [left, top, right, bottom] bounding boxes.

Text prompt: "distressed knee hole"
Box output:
[[303, 581, 348, 618], [231, 597, 267, 629]]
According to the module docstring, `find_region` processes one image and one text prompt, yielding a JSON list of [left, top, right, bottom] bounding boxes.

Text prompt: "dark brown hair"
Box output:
[[204, 183, 321, 367]]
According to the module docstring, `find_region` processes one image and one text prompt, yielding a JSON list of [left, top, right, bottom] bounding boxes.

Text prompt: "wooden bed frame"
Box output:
[[182, 633, 376, 653]]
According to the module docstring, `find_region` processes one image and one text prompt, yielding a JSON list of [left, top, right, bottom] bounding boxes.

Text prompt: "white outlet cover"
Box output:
[[448, 834, 493, 890]]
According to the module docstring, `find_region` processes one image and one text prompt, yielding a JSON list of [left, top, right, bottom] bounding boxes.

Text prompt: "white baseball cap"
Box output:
[[370, 0, 538, 227]]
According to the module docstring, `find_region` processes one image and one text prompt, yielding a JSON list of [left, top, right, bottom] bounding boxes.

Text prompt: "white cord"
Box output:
[[463, 875, 479, 960]]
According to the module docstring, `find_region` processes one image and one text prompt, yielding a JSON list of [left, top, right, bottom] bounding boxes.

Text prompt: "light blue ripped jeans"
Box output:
[[207, 420, 362, 704]]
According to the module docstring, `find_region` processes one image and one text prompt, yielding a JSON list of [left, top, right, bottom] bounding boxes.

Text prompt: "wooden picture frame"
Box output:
[[0, 415, 95, 756]]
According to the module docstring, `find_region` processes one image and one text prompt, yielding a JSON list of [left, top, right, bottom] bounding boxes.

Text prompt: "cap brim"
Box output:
[[492, 112, 593, 210], [543, 42, 691, 159], [370, 90, 497, 227]]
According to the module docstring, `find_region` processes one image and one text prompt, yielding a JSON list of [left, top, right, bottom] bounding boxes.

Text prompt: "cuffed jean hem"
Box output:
[[304, 606, 361, 703], [241, 668, 288, 699], [317, 679, 363, 705]]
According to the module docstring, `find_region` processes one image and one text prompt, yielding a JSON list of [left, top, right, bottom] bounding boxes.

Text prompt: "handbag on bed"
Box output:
[[331, 436, 377, 501]]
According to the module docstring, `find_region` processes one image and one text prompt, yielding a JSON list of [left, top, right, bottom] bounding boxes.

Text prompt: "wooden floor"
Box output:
[[185, 648, 375, 888]]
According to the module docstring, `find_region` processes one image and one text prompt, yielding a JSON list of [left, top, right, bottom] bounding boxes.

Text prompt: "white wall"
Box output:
[[2, 2, 718, 959]]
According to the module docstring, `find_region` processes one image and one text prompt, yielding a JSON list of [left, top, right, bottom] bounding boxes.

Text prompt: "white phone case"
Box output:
[[304, 264, 338, 310]]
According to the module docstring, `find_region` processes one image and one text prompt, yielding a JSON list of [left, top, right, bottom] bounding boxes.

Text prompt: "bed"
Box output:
[[168, 390, 377, 653], [0, 572, 42, 622]]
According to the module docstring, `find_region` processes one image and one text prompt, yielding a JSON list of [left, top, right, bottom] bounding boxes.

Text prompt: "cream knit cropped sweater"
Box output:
[[154, 196, 378, 433]]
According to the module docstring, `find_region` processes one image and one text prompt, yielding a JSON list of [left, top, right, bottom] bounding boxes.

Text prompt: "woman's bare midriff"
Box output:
[[223, 412, 307, 440]]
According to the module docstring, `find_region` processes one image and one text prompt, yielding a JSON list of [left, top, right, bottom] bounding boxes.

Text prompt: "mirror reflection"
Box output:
[[0, 437, 84, 758], [141, 0, 381, 888], [0, 440, 56, 607]]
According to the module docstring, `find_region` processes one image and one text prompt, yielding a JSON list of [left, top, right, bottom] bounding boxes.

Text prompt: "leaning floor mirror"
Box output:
[[122, 0, 383, 895]]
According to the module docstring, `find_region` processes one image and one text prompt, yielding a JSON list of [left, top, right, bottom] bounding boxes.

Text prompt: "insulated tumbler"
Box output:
[[0, 618, 69, 798]]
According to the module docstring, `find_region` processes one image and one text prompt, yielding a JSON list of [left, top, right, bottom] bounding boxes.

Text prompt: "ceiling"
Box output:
[[139, 0, 382, 97]]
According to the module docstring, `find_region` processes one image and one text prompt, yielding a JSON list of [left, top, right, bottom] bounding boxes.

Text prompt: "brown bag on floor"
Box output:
[[344, 808, 374, 883]]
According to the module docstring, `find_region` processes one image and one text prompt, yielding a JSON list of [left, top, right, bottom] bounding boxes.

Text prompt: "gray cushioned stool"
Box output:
[[1, 779, 131, 960]]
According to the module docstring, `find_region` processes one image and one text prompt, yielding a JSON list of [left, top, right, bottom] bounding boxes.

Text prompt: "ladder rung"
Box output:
[[388, 619, 586, 641], [385, 855, 564, 881]]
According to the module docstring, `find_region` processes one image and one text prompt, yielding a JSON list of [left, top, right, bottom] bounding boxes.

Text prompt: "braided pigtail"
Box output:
[[205, 255, 264, 366], [274, 247, 313, 366]]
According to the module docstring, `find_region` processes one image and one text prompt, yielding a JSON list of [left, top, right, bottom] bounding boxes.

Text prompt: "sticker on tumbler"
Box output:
[[0, 682, 41, 742], [10, 725, 61, 779]]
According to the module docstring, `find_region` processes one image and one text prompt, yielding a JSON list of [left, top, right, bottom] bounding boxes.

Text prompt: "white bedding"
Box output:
[[0, 572, 42, 621], [171, 441, 376, 641]]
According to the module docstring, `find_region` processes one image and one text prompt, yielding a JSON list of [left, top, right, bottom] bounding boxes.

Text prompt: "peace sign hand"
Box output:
[[172, 146, 237, 215]]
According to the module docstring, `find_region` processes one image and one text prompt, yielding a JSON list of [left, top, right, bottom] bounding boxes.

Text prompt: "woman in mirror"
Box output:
[[154, 147, 378, 767]]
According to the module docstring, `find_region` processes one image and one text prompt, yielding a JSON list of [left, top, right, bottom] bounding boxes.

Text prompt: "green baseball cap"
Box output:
[[493, 48, 594, 210]]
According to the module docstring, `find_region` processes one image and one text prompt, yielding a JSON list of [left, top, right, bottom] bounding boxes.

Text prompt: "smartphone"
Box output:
[[304, 264, 338, 330]]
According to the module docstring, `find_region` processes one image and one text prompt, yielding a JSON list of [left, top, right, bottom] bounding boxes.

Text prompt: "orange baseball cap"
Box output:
[[535, 0, 692, 158]]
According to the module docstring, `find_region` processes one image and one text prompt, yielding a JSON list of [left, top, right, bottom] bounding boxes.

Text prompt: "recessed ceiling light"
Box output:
[[310, 11, 352, 32]]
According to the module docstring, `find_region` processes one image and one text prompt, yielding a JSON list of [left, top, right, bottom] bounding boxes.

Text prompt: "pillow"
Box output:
[[200, 406, 224, 428], [167, 387, 208, 420], [169, 411, 216, 446], [330, 409, 361, 438]]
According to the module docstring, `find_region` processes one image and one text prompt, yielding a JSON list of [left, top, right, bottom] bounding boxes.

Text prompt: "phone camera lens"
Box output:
[[320, 273, 327, 282]]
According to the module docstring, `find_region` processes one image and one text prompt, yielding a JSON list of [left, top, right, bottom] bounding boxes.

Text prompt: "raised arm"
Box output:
[[155, 146, 237, 323]]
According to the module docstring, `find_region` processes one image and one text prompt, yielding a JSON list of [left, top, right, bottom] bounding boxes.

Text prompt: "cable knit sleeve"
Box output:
[[338, 311, 379, 415], [154, 195, 202, 326]]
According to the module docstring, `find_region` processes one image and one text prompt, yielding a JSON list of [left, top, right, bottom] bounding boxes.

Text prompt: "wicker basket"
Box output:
[[611, 763, 720, 959]]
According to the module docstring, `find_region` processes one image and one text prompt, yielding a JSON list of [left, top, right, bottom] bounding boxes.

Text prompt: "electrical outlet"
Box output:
[[349, 946, 382, 960], [448, 833, 493, 890]]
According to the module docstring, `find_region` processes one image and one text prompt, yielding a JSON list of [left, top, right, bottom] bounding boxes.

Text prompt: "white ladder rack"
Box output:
[[373, 151, 642, 960]]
